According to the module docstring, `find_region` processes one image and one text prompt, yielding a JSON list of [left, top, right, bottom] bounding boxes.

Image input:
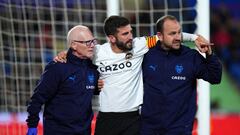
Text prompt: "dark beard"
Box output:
[[116, 39, 133, 52]]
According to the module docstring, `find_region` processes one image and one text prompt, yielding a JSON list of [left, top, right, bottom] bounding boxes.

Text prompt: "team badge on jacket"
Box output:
[[86, 72, 95, 90], [175, 65, 183, 74], [171, 65, 186, 80]]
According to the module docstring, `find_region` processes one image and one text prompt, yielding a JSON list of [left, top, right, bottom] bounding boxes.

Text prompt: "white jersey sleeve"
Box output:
[[132, 37, 149, 56], [182, 32, 198, 41]]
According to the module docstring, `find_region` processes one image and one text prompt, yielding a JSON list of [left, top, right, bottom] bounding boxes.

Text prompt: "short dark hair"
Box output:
[[156, 15, 178, 33], [103, 16, 130, 36]]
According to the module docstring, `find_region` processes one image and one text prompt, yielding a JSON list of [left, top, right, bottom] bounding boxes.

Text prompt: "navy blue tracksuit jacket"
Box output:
[[141, 42, 222, 135], [26, 49, 98, 135]]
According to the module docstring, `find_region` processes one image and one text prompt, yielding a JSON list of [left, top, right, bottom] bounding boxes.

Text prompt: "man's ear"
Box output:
[[157, 32, 163, 42], [71, 42, 77, 51], [108, 35, 116, 43]]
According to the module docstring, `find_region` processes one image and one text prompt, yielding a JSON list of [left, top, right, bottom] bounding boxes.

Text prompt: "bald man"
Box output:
[[26, 25, 99, 135]]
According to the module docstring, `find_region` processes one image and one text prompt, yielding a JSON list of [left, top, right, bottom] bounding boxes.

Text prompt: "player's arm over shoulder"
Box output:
[[145, 33, 199, 49]]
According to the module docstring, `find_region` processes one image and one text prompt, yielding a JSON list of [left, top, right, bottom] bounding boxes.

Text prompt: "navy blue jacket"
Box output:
[[26, 49, 98, 135], [141, 41, 222, 132]]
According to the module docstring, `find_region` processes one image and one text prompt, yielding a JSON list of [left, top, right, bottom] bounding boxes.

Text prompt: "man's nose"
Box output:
[[129, 33, 133, 40], [175, 33, 181, 40]]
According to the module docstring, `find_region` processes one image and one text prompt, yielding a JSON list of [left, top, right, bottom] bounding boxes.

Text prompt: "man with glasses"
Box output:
[[26, 25, 99, 135]]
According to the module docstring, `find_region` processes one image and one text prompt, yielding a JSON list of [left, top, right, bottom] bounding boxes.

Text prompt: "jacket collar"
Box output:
[[66, 48, 92, 66]]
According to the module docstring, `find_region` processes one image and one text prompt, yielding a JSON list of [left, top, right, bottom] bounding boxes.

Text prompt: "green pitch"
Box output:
[[211, 68, 240, 112], [184, 41, 240, 113]]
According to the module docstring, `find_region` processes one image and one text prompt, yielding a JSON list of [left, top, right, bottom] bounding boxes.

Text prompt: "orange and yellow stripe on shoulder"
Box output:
[[146, 35, 158, 48]]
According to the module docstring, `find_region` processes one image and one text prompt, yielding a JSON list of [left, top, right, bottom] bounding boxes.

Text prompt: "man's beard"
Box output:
[[116, 39, 133, 52]]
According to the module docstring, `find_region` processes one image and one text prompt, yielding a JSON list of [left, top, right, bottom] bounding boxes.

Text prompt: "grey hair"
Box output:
[[66, 25, 89, 46]]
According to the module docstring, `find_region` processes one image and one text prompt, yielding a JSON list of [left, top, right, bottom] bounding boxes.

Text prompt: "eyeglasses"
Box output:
[[72, 39, 98, 47]]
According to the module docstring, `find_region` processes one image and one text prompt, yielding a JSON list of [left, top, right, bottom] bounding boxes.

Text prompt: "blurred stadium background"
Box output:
[[0, 0, 239, 135]]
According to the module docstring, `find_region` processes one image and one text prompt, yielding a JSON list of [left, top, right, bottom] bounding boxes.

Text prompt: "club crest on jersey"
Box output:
[[175, 65, 183, 74], [125, 52, 133, 60]]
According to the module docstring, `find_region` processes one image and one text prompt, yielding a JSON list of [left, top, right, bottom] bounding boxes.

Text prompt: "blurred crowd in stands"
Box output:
[[210, 0, 240, 89]]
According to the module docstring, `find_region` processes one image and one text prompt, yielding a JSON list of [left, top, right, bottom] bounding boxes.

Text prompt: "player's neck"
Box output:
[[110, 43, 124, 53]]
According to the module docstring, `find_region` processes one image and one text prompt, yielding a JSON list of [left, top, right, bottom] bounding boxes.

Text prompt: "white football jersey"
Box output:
[[93, 37, 149, 112]]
